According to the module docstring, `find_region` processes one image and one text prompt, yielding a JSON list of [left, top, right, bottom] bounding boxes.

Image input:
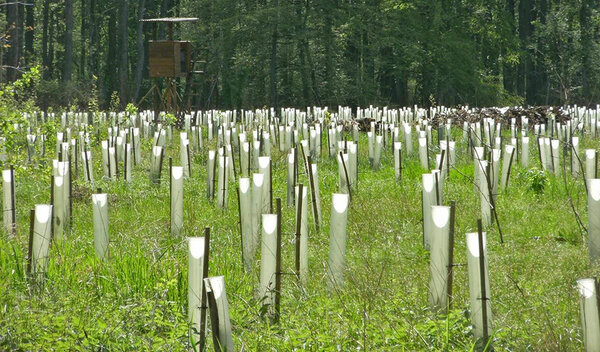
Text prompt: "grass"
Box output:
[[0, 120, 598, 351]]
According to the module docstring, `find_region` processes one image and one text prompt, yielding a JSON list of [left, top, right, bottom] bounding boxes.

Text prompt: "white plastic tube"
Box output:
[[2, 169, 14, 232], [373, 135, 382, 170], [466, 231, 493, 342], [258, 157, 271, 213], [586, 150, 597, 180], [419, 137, 428, 169], [180, 137, 190, 179], [295, 185, 309, 284], [217, 155, 229, 208], [259, 214, 278, 313], [521, 136, 529, 168], [394, 142, 402, 182], [207, 150, 216, 198], [337, 153, 350, 194], [188, 236, 206, 344], [92, 193, 109, 260], [239, 178, 253, 272], [551, 139, 560, 175], [171, 166, 184, 236], [32, 204, 53, 274], [251, 174, 264, 258], [287, 149, 295, 206], [53, 176, 66, 239], [587, 179, 600, 264], [478, 160, 492, 227], [203, 276, 234, 352], [150, 146, 163, 183], [577, 278, 600, 352], [572, 137, 581, 176], [422, 173, 437, 250], [428, 205, 451, 312], [500, 145, 515, 190], [327, 193, 350, 288]]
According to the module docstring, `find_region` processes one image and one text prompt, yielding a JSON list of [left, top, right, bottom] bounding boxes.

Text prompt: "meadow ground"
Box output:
[[0, 125, 597, 350]]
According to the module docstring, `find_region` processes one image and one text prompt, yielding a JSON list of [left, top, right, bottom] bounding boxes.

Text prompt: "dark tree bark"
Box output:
[[6, 3, 20, 81], [89, 0, 99, 77], [269, 0, 279, 110], [41, 0, 50, 79], [323, 1, 334, 106], [80, 0, 86, 79], [104, 3, 118, 98], [25, 0, 35, 60], [64, 0, 74, 81], [518, 0, 534, 102], [580, 0, 595, 103], [48, 6, 55, 79], [134, 0, 147, 102], [119, 0, 129, 105], [502, 0, 517, 94]]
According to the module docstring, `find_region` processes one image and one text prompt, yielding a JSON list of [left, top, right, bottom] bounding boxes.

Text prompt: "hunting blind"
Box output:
[[139, 17, 201, 119]]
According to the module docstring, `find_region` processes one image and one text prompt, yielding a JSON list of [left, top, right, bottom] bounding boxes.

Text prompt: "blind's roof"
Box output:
[[140, 17, 199, 23]]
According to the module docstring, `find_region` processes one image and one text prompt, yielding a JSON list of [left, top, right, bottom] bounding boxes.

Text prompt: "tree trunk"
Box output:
[[6, 3, 20, 81], [80, 0, 86, 79], [25, 0, 35, 60], [105, 4, 118, 99], [269, 0, 279, 110], [48, 7, 55, 79], [580, 0, 594, 103], [134, 0, 147, 102], [502, 0, 516, 94], [42, 0, 50, 79], [119, 0, 129, 106], [323, 2, 334, 106], [64, 0, 74, 81]]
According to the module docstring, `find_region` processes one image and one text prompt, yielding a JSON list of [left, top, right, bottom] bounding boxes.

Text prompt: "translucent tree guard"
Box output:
[[587, 179, 600, 264], [251, 174, 264, 264], [258, 157, 271, 213], [171, 166, 184, 236], [586, 150, 597, 180], [239, 178, 254, 272], [422, 173, 437, 250], [466, 231, 493, 343], [32, 204, 53, 275], [295, 185, 309, 284], [428, 205, 451, 313], [188, 236, 206, 346], [204, 276, 234, 352], [259, 213, 278, 315], [521, 136, 529, 168], [92, 194, 109, 260], [328, 193, 350, 289], [2, 169, 14, 232], [577, 278, 600, 352]]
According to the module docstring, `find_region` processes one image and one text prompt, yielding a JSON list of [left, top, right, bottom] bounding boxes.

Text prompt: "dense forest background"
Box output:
[[2, 0, 600, 110]]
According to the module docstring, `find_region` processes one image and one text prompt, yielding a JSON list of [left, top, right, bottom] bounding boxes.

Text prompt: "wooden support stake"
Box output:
[[169, 157, 173, 233], [69, 157, 73, 228], [198, 227, 211, 352], [187, 143, 192, 178], [236, 187, 243, 266], [274, 198, 282, 323], [477, 219, 489, 345], [339, 151, 352, 202], [157, 148, 164, 186], [446, 201, 456, 310], [10, 165, 16, 235], [26, 209, 34, 276], [295, 184, 304, 279], [269, 160, 273, 213], [307, 156, 320, 232]]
